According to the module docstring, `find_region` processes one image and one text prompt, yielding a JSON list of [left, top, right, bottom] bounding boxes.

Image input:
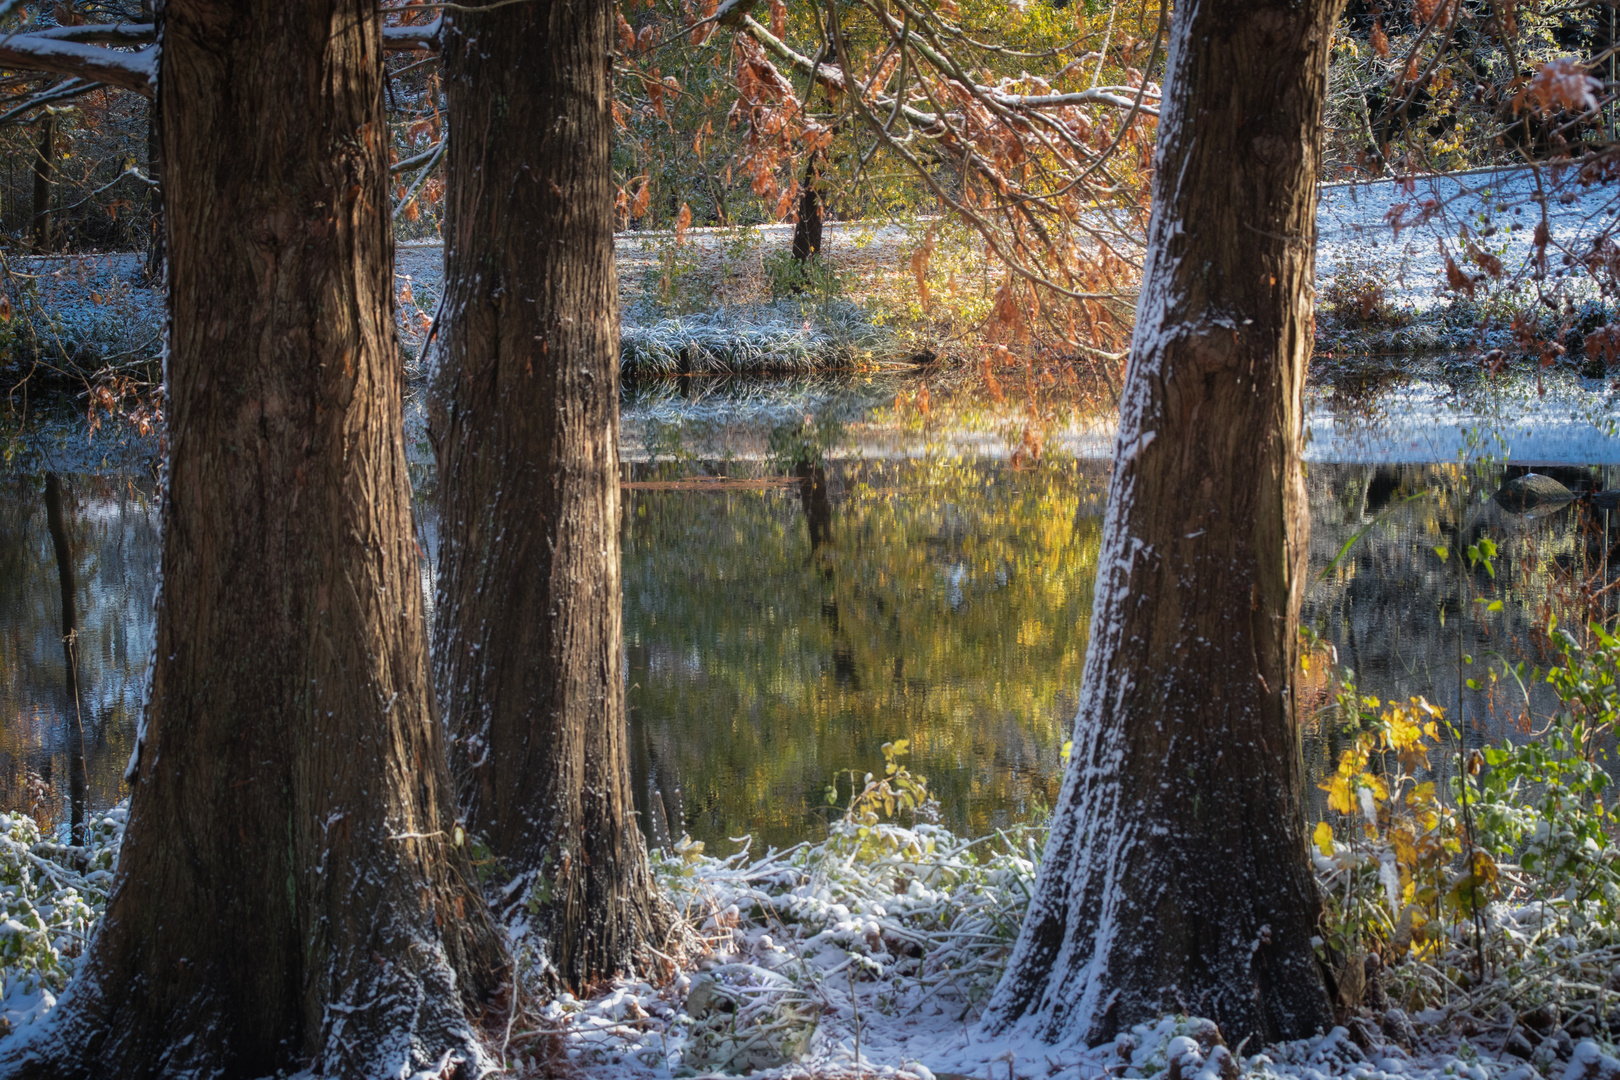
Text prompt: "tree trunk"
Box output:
[[791, 152, 823, 263], [0, 0, 505, 1073], [983, 0, 1343, 1050], [141, 98, 162, 285], [140, 0, 162, 284], [432, 0, 669, 991], [31, 113, 53, 252]]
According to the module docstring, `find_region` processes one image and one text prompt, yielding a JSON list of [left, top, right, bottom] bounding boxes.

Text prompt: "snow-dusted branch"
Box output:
[[0, 17, 433, 97], [0, 34, 155, 97], [392, 138, 443, 220], [382, 16, 441, 51], [25, 22, 155, 45], [738, 15, 846, 95], [391, 139, 443, 174]]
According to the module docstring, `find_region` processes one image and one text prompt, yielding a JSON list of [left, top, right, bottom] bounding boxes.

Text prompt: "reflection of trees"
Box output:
[[3, 456, 1607, 846], [0, 476, 155, 823], [622, 456, 1103, 848], [1303, 463, 1619, 757]]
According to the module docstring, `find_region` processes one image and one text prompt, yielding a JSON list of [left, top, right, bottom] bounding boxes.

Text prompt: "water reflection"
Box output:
[[1302, 462, 1620, 773], [621, 454, 1103, 848], [0, 375, 1614, 847], [0, 473, 154, 829]]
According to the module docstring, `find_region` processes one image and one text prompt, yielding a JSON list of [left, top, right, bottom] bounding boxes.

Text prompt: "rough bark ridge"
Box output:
[[433, 0, 669, 990], [983, 0, 1344, 1050], [0, 0, 504, 1074]]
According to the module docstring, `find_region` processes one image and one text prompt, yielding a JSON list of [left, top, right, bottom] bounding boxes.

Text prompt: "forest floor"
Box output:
[[4, 803, 1615, 1080]]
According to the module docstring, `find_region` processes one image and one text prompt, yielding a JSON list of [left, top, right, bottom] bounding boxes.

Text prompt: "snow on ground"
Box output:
[[13, 805, 1601, 1080], [0, 251, 163, 375], [1313, 164, 1619, 357], [508, 824, 1620, 1080], [1316, 164, 1616, 315], [17, 163, 1616, 385]]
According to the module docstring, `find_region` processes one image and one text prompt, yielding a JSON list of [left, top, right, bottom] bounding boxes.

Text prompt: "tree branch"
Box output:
[[0, 34, 154, 97], [0, 76, 97, 125], [25, 22, 155, 45], [382, 15, 441, 49]]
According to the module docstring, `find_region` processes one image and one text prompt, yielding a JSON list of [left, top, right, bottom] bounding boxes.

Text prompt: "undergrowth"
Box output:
[[0, 806, 125, 1034], [1311, 620, 1620, 1039]]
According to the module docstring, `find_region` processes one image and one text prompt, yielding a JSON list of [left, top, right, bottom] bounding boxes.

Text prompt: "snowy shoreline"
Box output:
[[6, 165, 1615, 389]]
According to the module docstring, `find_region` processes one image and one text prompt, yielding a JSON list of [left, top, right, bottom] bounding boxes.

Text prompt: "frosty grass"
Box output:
[[3, 807, 1618, 1080]]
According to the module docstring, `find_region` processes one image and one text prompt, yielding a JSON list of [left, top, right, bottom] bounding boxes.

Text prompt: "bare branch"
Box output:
[[0, 76, 96, 125], [393, 138, 444, 220], [392, 139, 444, 174]]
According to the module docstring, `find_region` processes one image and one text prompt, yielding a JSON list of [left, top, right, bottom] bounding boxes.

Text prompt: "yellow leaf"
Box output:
[[1313, 820, 1336, 856], [1325, 775, 1355, 815], [1391, 825, 1418, 867]]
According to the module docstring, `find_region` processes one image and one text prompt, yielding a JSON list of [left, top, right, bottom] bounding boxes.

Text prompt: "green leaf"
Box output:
[[1434, 545, 1450, 563]]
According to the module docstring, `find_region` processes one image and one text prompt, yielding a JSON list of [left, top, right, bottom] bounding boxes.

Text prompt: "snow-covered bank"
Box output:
[[1315, 165, 1618, 358], [11, 165, 1615, 389], [9, 799, 1620, 1080], [1303, 374, 1620, 464]]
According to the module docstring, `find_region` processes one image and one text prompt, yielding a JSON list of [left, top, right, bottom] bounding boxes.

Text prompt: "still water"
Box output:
[[1, 373, 1617, 848]]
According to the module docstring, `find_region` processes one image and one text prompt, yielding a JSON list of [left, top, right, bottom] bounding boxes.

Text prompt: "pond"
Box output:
[[1, 370, 1616, 850]]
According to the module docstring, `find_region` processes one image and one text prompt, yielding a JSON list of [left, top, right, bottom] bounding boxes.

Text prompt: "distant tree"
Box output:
[[983, 0, 1347, 1051], [431, 0, 671, 990], [0, 0, 504, 1073], [31, 112, 53, 251]]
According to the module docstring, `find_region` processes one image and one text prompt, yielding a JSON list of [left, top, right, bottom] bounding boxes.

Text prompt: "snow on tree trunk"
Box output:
[[431, 0, 670, 991], [983, 0, 1344, 1050], [0, 0, 506, 1074]]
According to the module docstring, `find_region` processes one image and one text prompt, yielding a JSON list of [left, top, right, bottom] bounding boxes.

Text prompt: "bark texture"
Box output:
[[432, 0, 669, 991], [0, 0, 504, 1074], [983, 0, 1344, 1050]]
